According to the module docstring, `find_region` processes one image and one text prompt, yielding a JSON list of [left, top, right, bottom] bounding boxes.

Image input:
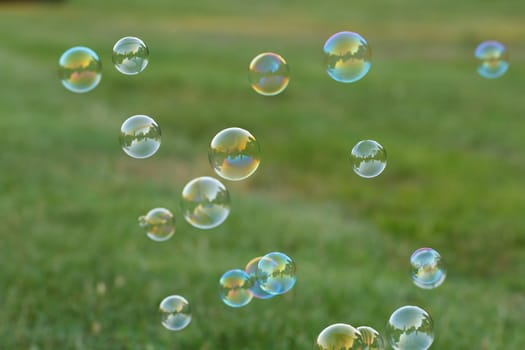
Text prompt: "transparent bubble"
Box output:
[[138, 208, 175, 242], [159, 295, 191, 331], [357, 326, 385, 350], [248, 52, 290, 96], [475, 40, 509, 79], [58, 46, 102, 93], [112, 36, 149, 75], [316, 323, 364, 350], [386, 305, 434, 350], [350, 140, 387, 178], [410, 248, 446, 289], [257, 252, 296, 295], [219, 269, 254, 308], [244, 257, 274, 300], [181, 176, 230, 229], [119, 115, 161, 159], [209, 127, 261, 181], [324, 31, 371, 83]]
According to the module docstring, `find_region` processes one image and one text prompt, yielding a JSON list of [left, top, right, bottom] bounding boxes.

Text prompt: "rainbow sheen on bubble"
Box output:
[[244, 257, 274, 300], [257, 252, 296, 295], [159, 295, 191, 331], [58, 46, 102, 93], [316, 323, 365, 350], [219, 269, 254, 308], [410, 248, 446, 289], [138, 207, 175, 242], [119, 115, 161, 159], [350, 140, 387, 178], [357, 326, 385, 350], [209, 127, 261, 181], [112, 36, 149, 75], [181, 176, 230, 230], [248, 52, 290, 96], [324, 31, 371, 83], [386, 305, 434, 350], [475, 40, 509, 79]]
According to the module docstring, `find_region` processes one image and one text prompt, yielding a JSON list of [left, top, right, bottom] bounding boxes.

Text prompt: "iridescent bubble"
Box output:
[[181, 176, 230, 230], [209, 127, 261, 181], [58, 46, 102, 93], [410, 248, 446, 289], [350, 139, 387, 178], [386, 305, 434, 350], [159, 295, 191, 331], [357, 326, 385, 350], [323, 31, 371, 83], [316, 323, 364, 350], [119, 115, 161, 159], [112, 36, 149, 75], [244, 257, 274, 300], [257, 252, 296, 295], [138, 208, 175, 242], [219, 269, 254, 308], [248, 52, 290, 96], [475, 40, 509, 79]]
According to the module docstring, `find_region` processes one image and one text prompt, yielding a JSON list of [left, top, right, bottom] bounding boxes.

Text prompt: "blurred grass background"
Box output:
[[1, 0, 524, 348]]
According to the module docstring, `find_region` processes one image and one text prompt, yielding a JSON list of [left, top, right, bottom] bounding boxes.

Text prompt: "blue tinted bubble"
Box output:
[[219, 269, 254, 308], [410, 248, 446, 289], [351, 139, 387, 178], [119, 115, 161, 159], [475, 41, 509, 79], [324, 31, 371, 83], [112, 36, 149, 75], [257, 252, 296, 295], [244, 257, 274, 300], [159, 295, 191, 331], [386, 305, 434, 350]]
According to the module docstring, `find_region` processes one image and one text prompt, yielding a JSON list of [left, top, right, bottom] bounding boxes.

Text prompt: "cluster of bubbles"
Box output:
[[219, 252, 296, 307], [316, 323, 384, 350]]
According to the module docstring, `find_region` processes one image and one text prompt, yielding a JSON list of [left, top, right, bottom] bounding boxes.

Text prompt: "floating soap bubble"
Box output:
[[181, 176, 230, 229], [475, 40, 509, 79], [323, 31, 371, 83], [138, 208, 175, 242], [219, 269, 254, 308], [248, 52, 290, 96], [350, 139, 387, 178], [316, 323, 364, 350], [119, 115, 161, 159], [357, 326, 385, 350], [58, 46, 102, 93], [112, 36, 149, 75], [410, 248, 446, 289], [209, 127, 261, 181], [159, 295, 191, 331], [244, 257, 274, 300], [386, 305, 434, 350], [257, 252, 296, 295]]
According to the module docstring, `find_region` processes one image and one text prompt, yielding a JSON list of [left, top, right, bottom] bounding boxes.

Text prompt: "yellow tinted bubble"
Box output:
[[316, 323, 364, 350], [181, 176, 230, 229], [138, 207, 175, 242], [159, 295, 191, 331], [248, 52, 290, 96], [350, 140, 387, 178], [209, 127, 261, 181], [386, 305, 434, 350], [257, 252, 296, 295], [58, 46, 102, 93], [324, 31, 371, 83], [219, 269, 254, 308], [357, 326, 385, 350], [112, 36, 149, 75], [245, 257, 274, 300], [119, 115, 161, 159]]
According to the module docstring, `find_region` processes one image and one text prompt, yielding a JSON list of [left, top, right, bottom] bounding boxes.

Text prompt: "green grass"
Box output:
[[1, 0, 524, 348]]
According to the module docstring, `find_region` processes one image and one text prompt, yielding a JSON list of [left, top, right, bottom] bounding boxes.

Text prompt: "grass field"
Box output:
[[1, 0, 525, 348]]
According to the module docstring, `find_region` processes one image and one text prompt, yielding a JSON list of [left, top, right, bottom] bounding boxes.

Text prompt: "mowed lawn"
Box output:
[[0, 0, 524, 348]]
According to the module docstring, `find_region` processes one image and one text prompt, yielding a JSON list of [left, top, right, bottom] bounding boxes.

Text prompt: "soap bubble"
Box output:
[[316, 323, 364, 350], [219, 269, 254, 308], [475, 40, 509, 79], [112, 36, 149, 75], [357, 326, 385, 350], [248, 52, 290, 96], [386, 305, 434, 350], [138, 208, 175, 242], [119, 115, 161, 159], [181, 176, 230, 229], [209, 127, 261, 181], [350, 139, 387, 178], [323, 31, 371, 83], [244, 257, 274, 300], [410, 248, 446, 289], [58, 46, 102, 93], [257, 252, 296, 295], [159, 295, 191, 331]]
